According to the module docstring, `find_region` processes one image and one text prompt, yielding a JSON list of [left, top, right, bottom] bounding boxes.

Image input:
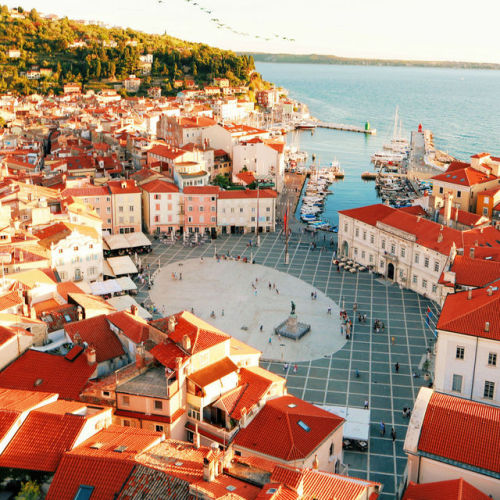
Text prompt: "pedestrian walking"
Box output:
[[391, 427, 396, 442], [260, 325, 263, 332], [355, 369, 360, 378], [293, 364, 298, 373], [391, 336, 395, 345], [268, 336, 272, 344], [380, 421, 386, 436], [395, 362, 400, 373], [327, 306, 332, 315], [283, 363, 289, 372], [364, 399, 369, 409], [221, 309, 224, 317], [403, 407, 408, 418], [179, 272, 182, 280]]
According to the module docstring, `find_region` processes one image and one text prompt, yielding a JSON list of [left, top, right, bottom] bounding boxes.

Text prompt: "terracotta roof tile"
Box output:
[[448, 255, 500, 288], [106, 310, 149, 344], [418, 392, 500, 473], [437, 288, 500, 340], [0, 291, 23, 312], [0, 411, 87, 471], [47, 455, 134, 500], [403, 479, 490, 500], [234, 395, 344, 462], [141, 178, 179, 193], [64, 315, 125, 362], [152, 311, 229, 354], [219, 189, 277, 199], [188, 357, 238, 388], [0, 349, 96, 400], [150, 340, 189, 369], [0, 387, 56, 412]]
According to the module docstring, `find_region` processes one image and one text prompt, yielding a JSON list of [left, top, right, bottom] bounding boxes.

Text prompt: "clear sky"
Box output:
[[5, 0, 500, 63]]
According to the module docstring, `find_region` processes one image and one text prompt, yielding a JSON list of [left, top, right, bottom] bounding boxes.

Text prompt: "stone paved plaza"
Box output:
[[136, 231, 441, 499]]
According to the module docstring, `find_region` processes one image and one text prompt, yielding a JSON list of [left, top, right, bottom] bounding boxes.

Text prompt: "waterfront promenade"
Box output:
[[136, 229, 439, 499]]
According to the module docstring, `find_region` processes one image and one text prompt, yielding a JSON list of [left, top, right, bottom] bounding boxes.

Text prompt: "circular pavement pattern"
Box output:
[[149, 258, 346, 362]]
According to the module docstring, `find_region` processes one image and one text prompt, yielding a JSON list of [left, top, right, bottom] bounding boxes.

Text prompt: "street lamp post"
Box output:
[[255, 181, 261, 247]]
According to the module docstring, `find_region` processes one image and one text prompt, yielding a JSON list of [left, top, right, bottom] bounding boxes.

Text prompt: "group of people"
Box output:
[[373, 319, 385, 333], [340, 310, 353, 339], [283, 363, 299, 374], [379, 422, 397, 442]]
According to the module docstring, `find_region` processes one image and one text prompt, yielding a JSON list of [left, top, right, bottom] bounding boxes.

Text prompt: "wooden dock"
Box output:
[[316, 121, 377, 135]]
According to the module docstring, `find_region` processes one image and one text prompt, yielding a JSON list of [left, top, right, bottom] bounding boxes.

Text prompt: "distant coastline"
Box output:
[[245, 52, 500, 70]]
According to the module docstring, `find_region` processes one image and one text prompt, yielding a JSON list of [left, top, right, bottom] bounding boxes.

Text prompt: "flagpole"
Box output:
[[284, 200, 289, 264]]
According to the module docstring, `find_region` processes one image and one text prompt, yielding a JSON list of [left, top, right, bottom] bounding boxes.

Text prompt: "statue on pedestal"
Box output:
[[290, 301, 296, 315]]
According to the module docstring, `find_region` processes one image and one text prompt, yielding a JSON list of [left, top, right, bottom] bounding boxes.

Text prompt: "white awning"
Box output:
[[115, 276, 137, 291], [106, 295, 151, 319], [125, 232, 152, 248], [104, 234, 129, 250], [321, 405, 370, 441], [102, 260, 115, 277], [90, 279, 123, 296], [106, 256, 138, 276]]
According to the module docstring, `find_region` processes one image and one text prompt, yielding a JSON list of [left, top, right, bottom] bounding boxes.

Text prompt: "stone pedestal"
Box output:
[[275, 313, 311, 340]]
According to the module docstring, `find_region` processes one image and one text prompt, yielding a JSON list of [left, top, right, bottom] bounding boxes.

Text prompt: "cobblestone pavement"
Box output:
[[136, 230, 440, 499]]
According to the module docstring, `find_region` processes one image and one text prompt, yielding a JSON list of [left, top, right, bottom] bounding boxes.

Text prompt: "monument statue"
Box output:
[[290, 301, 296, 315]]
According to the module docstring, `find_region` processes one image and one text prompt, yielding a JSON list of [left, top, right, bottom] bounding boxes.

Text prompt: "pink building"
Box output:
[[141, 179, 183, 234], [183, 186, 220, 236], [62, 185, 112, 233], [107, 180, 142, 234]]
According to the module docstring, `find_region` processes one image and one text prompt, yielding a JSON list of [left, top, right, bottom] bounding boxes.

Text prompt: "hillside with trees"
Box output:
[[0, 5, 256, 95]]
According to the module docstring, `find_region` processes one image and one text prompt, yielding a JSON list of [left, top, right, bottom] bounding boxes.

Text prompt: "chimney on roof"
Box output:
[[130, 304, 138, 317], [203, 456, 216, 482], [469, 247, 475, 259], [135, 343, 145, 369], [485, 322, 490, 332], [182, 334, 191, 352], [167, 315, 177, 333], [312, 454, 319, 470], [437, 232, 443, 243], [194, 423, 200, 449], [77, 306, 83, 321], [487, 287, 493, 296], [86, 345, 97, 366], [18, 250, 23, 263], [468, 290, 472, 300]]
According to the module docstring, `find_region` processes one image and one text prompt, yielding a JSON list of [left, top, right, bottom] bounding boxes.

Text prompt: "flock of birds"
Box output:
[[156, 0, 296, 42]]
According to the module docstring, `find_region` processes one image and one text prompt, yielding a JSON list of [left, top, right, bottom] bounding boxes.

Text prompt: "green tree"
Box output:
[[15, 480, 41, 500]]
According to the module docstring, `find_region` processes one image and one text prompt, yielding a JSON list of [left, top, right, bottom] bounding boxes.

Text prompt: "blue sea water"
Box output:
[[256, 62, 500, 224]]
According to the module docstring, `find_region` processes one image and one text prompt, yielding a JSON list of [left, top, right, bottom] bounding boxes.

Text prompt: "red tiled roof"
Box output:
[[47, 455, 134, 500], [438, 207, 485, 226], [183, 186, 220, 195], [437, 288, 500, 340], [107, 180, 141, 194], [234, 395, 344, 462], [235, 171, 256, 185], [150, 340, 189, 369], [141, 179, 179, 193], [62, 185, 110, 197], [432, 165, 497, 187], [69, 425, 162, 460], [64, 315, 125, 362], [0, 410, 21, 440], [218, 189, 277, 199], [448, 255, 500, 288], [398, 205, 427, 216], [147, 143, 185, 160], [216, 367, 273, 420], [403, 479, 490, 500], [188, 357, 238, 388], [0, 325, 17, 346], [0, 291, 23, 312], [418, 392, 500, 473], [152, 311, 229, 354], [0, 411, 87, 471], [56, 282, 84, 301], [300, 469, 380, 500], [106, 310, 149, 344], [339, 204, 395, 227], [0, 387, 56, 412], [0, 349, 96, 400], [340, 203, 500, 255]]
